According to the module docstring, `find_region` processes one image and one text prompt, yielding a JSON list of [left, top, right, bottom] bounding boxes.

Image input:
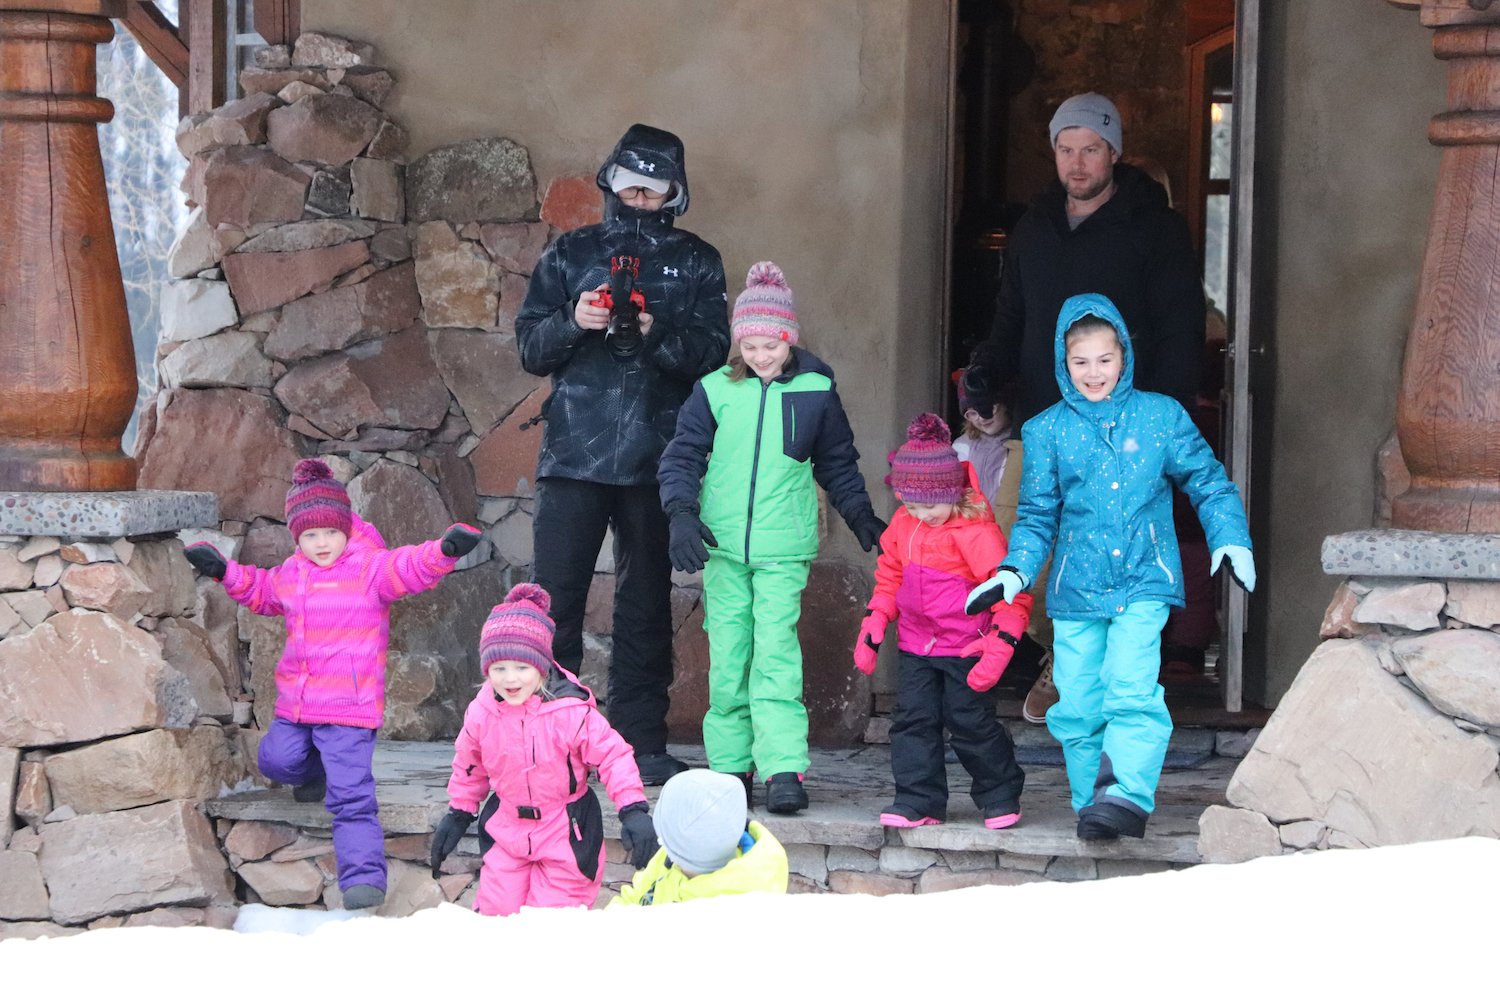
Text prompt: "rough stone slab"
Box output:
[[918, 867, 1045, 892], [1225, 639, 1500, 844], [0, 610, 197, 749], [1443, 581, 1500, 628], [267, 93, 383, 168], [540, 172, 603, 231], [826, 845, 879, 872], [160, 331, 277, 390], [266, 260, 420, 362], [880, 845, 941, 875], [1352, 581, 1445, 630], [0, 850, 50, 920], [1044, 856, 1098, 880], [0, 746, 18, 846], [38, 800, 233, 924], [406, 137, 537, 224], [826, 870, 913, 895], [784, 843, 828, 882], [45, 725, 241, 814], [1390, 629, 1500, 728], [223, 240, 371, 315], [1197, 804, 1281, 863], [161, 276, 238, 342], [291, 31, 376, 68], [1322, 529, 1500, 580], [238, 218, 376, 254], [238, 858, 325, 905], [1320, 581, 1377, 639], [224, 821, 299, 863], [15, 761, 49, 824], [0, 491, 218, 537], [1278, 819, 1326, 850]]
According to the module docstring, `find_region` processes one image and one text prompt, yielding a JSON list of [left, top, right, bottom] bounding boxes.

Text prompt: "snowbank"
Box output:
[[3, 838, 1495, 995]]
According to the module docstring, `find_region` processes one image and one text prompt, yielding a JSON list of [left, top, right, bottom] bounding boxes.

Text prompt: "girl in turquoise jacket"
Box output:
[[659, 262, 885, 815], [967, 293, 1253, 842]]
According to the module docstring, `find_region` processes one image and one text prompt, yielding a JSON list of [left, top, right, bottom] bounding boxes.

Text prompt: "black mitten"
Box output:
[[183, 543, 227, 581], [617, 801, 658, 869], [667, 511, 718, 573], [440, 523, 482, 558], [849, 510, 888, 553], [430, 808, 476, 878]]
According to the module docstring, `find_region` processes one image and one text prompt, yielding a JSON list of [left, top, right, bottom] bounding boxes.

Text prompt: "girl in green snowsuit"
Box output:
[[658, 261, 886, 815]]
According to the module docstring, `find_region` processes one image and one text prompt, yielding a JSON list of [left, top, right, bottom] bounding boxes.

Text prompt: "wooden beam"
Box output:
[[185, 0, 224, 114], [253, 0, 299, 46], [120, 2, 186, 87]]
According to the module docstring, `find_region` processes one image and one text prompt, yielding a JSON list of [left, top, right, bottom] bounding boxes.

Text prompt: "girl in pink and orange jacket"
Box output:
[[428, 583, 659, 916], [184, 458, 481, 910], [852, 415, 1033, 831]]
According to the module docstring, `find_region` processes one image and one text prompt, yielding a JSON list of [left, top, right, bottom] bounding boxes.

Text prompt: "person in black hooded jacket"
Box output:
[[975, 93, 1205, 426], [516, 123, 730, 785]]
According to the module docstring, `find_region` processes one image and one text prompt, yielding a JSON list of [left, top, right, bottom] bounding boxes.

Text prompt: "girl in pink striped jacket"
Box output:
[[184, 458, 480, 910]]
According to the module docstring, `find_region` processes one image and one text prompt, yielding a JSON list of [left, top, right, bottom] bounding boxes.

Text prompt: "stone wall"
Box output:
[[1199, 531, 1500, 862], [0, 495, 257, 935], [134, 33, 563, 741]]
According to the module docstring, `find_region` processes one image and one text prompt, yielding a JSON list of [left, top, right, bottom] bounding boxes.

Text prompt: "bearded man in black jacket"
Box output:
[[516, 124, 730, 784], [977, 92, 1205, 424]]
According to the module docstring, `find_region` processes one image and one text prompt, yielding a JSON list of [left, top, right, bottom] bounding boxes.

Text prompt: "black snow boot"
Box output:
[[635, 752, 689, 786], [765, 772, 808, 815], [292, 776, 326, 804], [1076, 800, 1148, 841]]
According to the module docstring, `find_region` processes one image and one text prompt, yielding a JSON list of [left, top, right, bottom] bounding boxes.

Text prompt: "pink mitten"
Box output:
[[960, 627, 1020, 692], [853, 611, 890, 676]]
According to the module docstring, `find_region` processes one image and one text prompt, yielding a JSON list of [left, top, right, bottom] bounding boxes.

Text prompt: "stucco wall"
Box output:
[[302, 0, 954, 550], [1248, 1, 1443, 704]]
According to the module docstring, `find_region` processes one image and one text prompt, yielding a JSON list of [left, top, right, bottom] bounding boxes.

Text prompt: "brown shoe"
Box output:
[[1021, 652, 1057, 724]]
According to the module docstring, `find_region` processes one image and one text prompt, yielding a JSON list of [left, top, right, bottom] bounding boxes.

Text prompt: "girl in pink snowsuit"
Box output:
[[429, 583, 659, 916], [184, 458, 481, 910]]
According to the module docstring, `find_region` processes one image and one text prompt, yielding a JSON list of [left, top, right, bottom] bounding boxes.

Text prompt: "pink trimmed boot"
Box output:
[[982, 804, 1022, 830], [879, 803, 943, 828]]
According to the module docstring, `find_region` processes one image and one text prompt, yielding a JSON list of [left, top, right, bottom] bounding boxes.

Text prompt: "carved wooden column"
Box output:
[[0, 1, 136, 491]]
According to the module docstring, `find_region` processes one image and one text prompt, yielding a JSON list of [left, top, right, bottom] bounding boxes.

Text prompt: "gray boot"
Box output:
[[342, 884, 386, 910]]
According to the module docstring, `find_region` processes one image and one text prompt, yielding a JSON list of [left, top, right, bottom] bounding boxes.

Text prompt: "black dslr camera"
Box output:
[[598, 256, 647, 360]]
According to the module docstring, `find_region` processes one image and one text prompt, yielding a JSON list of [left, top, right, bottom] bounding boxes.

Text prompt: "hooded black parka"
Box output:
[[516, 124, 731, 485]]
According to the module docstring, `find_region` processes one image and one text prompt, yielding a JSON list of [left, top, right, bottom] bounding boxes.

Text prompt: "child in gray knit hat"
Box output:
[[610, 770, 789, 906]]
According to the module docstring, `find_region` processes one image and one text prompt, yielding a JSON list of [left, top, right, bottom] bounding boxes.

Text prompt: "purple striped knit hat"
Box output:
[[889, 413, 966, 505], [480, 583, 556, 676], [286, 458, 352, 538], [731, 261, 800, 345]]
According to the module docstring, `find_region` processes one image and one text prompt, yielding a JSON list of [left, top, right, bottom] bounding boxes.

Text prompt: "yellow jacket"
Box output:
[[610, 821, 789, 906]]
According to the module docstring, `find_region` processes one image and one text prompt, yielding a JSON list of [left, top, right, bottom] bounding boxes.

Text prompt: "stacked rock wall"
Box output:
[[1199, 530, 1500, 862], [1, 528, 252, 936], [136, 32, 560, 741]]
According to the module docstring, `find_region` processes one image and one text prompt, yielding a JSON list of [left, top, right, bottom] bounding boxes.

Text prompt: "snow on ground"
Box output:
[[3, 838, 1496, 995]]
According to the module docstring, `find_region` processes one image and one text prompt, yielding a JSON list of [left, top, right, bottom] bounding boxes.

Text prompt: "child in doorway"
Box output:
[[965, 293, 1253, 841], [428, 583, 658, 916], [611, 769, 789, 907], [854, 413, 1032, 829], [658, 261, 887, 815], [183, 458, 480, 909], [957, 362, 1057, 723]]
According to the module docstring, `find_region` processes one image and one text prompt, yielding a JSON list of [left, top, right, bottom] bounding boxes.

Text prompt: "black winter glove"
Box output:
[[430, 807, 476, 878], [849, 511, 888, 553], [440, 523, 482, 558], [183, 543, 227, 581], [667, 510, 718, 573], [617, 801, 658, 869]]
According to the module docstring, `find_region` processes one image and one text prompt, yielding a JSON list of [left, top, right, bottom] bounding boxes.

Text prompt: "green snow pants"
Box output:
[[701, 555, 811, 777]]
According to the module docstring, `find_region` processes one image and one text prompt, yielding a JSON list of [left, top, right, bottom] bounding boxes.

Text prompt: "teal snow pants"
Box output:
[[701, 555, 811, 777], [1047, 600, 1172, 817]]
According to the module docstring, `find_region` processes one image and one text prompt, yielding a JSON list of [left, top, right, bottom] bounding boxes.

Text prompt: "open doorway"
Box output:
[[944, 0, 1265, 722]]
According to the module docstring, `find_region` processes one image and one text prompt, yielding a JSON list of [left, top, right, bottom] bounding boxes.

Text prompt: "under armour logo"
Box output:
[[662, 266, 679, 277], [639, 162, 657, 173], [1102, 114, 1111, 126]]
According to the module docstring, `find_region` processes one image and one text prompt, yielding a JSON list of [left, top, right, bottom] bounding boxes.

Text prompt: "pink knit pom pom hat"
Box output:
[[285, 458, 352, 538], [889, 413, 966, 505], [731, 261, 800, 345], [479, 583, 556, 676]]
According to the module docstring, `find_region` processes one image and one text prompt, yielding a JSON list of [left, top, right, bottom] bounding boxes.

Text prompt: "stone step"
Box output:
[[207, 740, 1230, 869]]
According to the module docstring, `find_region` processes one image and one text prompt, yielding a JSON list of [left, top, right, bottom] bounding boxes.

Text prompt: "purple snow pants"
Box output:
[[258, 720, 386, 892]]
